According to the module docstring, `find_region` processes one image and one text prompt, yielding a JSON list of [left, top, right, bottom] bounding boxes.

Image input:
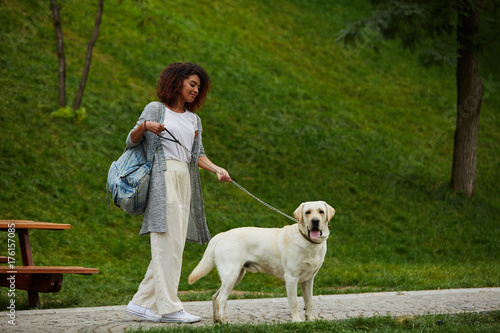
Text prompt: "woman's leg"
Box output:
[[153, 160, 191, 314], [130, 259, 157, 312]]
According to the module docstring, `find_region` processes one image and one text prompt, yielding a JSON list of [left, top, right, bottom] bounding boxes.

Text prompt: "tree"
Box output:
[[50, 0, 66, 108], [50, 0, 105, 116], [337, 0, 500, 197]]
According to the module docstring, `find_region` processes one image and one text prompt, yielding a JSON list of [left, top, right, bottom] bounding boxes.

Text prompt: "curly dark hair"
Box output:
[[157, 62, 211, 112]]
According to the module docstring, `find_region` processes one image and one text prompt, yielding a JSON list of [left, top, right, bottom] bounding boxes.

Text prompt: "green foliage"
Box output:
[[51, 107, 74, 119], [51, 106, 87, 123], [337, 0, 500, 68], [0, 0, 499, 311]]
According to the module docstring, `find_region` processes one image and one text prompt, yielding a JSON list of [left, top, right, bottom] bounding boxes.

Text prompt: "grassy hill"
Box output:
[[0, 0, 499, 310]]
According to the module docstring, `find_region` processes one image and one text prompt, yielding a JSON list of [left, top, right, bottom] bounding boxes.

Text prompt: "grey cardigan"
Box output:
[[126, 102, 211, 245]]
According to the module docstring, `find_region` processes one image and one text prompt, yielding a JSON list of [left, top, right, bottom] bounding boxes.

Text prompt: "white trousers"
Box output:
[[131, 160, 191, 314]]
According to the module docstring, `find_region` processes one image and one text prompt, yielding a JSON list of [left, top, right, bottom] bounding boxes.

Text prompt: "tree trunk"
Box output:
[[50, 0, 66, 108], [73, 0, 105, 112], [452, 0, 483, 197]]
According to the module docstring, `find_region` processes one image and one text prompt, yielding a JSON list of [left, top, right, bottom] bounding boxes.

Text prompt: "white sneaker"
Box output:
[[126, 302, 161, 322], [161, 309, 201, 323]]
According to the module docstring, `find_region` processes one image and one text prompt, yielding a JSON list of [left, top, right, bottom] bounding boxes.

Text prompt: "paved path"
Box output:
[[1, 288, 499, 332]]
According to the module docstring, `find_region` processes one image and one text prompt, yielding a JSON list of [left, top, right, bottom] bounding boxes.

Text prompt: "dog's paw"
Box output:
[[213, 317, 229, 324]]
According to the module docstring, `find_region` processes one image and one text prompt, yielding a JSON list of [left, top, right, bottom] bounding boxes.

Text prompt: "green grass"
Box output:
[[124, 312, 500, 333], [0, 0, 499, 311]]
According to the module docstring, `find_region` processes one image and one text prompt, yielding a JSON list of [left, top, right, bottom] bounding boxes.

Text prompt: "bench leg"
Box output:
[[17, 229, 39, 308], [18, 229, 34, 266], [0, 273, 63, 309], [28, 291, 40, 308]]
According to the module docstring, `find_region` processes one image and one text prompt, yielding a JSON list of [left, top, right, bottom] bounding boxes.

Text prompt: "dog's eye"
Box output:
[[305, 210, 311, 215], [319, 210, 324, 214]]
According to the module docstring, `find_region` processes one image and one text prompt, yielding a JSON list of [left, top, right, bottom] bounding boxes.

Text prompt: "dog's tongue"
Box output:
[[309, 230, 321, 240]]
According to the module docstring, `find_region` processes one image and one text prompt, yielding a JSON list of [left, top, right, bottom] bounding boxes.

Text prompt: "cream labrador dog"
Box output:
[[188, 201, 335, 323]]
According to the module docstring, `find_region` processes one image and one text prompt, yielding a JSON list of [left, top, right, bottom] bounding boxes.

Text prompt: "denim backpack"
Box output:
[[106, 135, 159, 215]]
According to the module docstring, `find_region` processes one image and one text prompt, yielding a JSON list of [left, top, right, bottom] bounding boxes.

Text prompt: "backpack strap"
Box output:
[[146, 105, 163, 163]]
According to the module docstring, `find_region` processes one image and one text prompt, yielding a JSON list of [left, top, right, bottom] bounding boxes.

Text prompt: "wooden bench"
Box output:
[[0, 220, 99, 308]]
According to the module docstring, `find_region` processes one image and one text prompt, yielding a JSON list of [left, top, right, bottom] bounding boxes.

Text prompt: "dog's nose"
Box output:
[[311, 217, 320, 228]]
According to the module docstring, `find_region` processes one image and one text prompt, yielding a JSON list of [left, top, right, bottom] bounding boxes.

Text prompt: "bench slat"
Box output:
[[0, 266, 98, 274], [0, 220, 71, 230]]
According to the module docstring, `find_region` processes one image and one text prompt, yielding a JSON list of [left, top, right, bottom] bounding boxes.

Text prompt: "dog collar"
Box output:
[[299, 228, 323, 245]]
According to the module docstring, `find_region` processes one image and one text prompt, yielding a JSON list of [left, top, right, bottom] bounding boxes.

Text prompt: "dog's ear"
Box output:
[[323, 202, 335, 222], [293, 202, 305, 223]]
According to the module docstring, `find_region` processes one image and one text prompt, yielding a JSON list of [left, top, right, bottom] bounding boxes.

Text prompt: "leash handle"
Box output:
[[157, 131, 297, 222]]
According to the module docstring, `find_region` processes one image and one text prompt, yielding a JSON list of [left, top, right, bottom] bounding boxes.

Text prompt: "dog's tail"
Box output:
[[188, 234, 220, 284]]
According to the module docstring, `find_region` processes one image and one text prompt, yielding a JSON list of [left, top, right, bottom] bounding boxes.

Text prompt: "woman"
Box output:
[[125, 62, 231, 323]]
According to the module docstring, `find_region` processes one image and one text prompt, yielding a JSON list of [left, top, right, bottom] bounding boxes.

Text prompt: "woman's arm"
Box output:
[[130, 121, 147, 143], [198, 156, 232, 182]]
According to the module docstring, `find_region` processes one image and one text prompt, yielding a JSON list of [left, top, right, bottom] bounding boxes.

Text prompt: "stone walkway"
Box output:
[[1, 288, 499, 332]]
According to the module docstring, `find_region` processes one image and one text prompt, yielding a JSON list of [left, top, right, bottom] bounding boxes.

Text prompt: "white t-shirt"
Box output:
[[160, 108, 198, 163]]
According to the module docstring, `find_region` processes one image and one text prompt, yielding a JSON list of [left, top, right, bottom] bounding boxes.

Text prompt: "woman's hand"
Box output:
[[131, 121, 165, 143], [145, 121, 165, 135], [216, 167, 232, 183]]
